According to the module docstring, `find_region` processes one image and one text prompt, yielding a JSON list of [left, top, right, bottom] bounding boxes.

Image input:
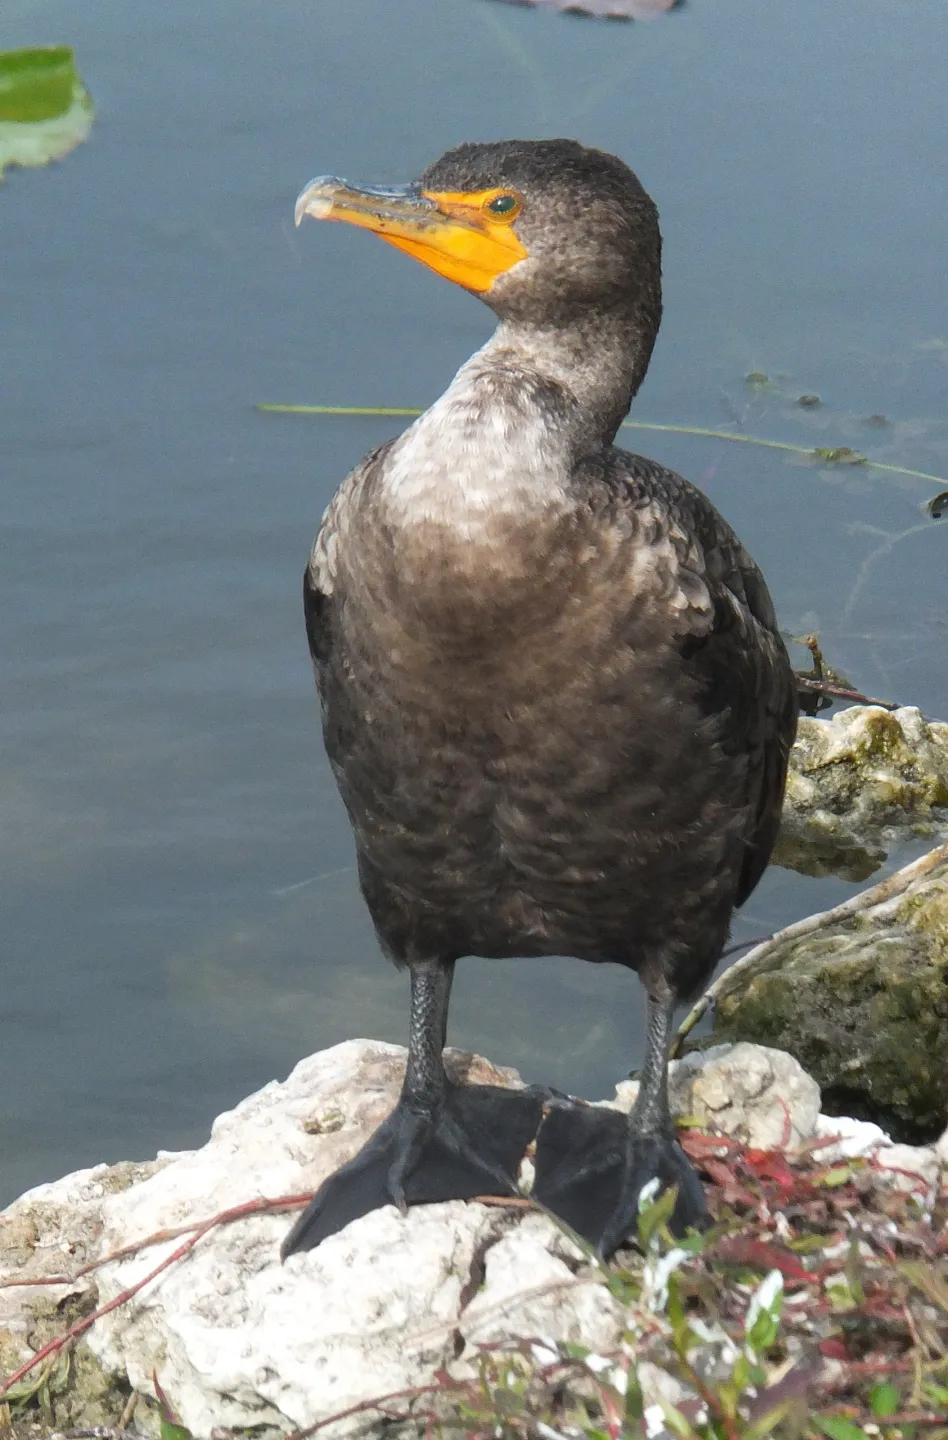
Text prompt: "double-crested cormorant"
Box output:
[[282, 139, 797, 1260]]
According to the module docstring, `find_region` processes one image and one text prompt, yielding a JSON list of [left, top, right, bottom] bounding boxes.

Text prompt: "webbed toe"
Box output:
[[281, 1081, 544, 1257], [532, 1101, 707, 1257]]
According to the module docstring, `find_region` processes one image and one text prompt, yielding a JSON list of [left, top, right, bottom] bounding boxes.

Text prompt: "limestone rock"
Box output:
[[0, 1040, 608, 1439], [84, 1041, 540, 1437], [935, 1124, 948, 1169], [710, 844, 948, 1142], [459, 1214, 622, 1354], [612, 1042, 821, 1149], [776, 705, 948, 880], [812, 1115, 939, 1192], [2, 1036, 945, 1438]]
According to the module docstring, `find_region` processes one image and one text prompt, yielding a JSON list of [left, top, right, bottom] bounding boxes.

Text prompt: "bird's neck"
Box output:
[[380, 302, 654, 539], [487, 300, 657, 452]]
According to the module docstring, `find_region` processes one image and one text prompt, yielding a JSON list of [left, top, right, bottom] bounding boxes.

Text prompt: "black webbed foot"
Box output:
[[532, 1101, 708, 1258], [281, 1082, 544, 1257]]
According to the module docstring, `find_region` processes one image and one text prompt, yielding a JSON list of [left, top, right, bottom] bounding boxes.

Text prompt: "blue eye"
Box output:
[[486, 193, 521, 218]]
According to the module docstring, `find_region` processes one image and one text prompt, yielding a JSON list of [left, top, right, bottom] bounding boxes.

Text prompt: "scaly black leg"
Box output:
[[282, 959, 544, 1256], [533, 992, 707, 1258]]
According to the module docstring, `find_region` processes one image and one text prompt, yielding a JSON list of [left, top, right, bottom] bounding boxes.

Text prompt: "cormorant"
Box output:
[[281, 139, 797, 1260]]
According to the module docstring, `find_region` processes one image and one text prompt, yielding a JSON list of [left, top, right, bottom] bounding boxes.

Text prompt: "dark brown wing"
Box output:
[[608, 452, 798, 908], [692, 557, 797, 906], [302, 560, 329, 667], [302, 440, 394, 676]]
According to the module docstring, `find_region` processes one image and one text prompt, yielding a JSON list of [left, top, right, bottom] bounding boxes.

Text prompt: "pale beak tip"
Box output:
[[294, 179, 336, 228]]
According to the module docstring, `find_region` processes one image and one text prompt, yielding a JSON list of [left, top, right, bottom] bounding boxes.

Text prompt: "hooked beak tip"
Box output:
[[294, 179, 336, 228]]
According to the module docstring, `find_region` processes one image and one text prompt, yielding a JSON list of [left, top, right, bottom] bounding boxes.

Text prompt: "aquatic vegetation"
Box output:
[[0, 47, 93, 180], [492, 0, 677, 18], [257, 401, 948, 495]]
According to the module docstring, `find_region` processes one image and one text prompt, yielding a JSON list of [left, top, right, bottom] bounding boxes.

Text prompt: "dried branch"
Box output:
[[795, 674, 901, 711], [672, 842, 948, 1054]]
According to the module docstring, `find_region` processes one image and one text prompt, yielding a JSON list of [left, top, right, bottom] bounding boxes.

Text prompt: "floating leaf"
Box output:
[[492, 0, 677, 18], [0, 47, 94, 179], [811, 446, 868, 466]]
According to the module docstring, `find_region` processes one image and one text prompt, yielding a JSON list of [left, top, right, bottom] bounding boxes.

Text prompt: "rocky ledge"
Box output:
[[1, 1036, 945, 1439], [702, 841, 948, 1144], [777, 704, 948, 879]]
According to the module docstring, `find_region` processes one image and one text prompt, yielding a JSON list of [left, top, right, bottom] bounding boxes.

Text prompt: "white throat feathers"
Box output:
[[379, 340, 574, 540]]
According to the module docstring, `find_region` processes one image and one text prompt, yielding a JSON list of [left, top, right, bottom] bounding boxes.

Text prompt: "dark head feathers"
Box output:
[[423, 138, 661, 338]]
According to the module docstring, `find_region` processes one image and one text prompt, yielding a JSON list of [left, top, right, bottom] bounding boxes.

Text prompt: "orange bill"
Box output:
[[295, 176, 527, 293]]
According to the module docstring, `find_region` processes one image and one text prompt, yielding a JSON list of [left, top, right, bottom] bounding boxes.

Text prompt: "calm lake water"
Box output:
[[2, 0, 946, 1205]]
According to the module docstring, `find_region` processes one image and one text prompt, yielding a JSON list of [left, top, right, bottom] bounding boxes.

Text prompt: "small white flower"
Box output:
[[643, 1403, 668, 1438], [535, 1424, 569, 1440], [638, 1176, 662, 1212], [745, 1268, 783, 1332], [642, 1245, 691, 1311], [584, 1353, 628, 1393]]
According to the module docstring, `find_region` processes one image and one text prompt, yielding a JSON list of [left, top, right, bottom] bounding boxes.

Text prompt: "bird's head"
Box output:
[[295, 138, 661, 329]]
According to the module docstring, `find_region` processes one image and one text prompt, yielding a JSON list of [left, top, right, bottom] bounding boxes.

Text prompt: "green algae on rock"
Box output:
[[709, 844, 948, 1144], [776, 705, 948, 880]]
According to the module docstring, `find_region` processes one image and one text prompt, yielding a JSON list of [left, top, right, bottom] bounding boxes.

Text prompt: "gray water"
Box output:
[[2, 0, 946, 1205]]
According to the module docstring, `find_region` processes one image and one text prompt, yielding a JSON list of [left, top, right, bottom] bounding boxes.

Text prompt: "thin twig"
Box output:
[[118, 1391, 138, 1429], [0, 1194, 314, 1292], [795, 675, 901, 711], [672, 843, 948, 1055], [284, 1379, 444, 1439], [841, 520, 939, 627], [828, 1412, 948, 1430], [61, 1430, 137, 1439], [0, 1188, 583, 1410], [0, 1193, 313, 1400], [719, 933, 776, 961]]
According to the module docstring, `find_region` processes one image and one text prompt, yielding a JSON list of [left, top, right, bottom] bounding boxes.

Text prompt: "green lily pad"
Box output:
[[0, 47, 94, 179]]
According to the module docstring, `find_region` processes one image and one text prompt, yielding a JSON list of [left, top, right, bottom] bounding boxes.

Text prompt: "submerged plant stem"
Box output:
[[257, 404, 948, 490]]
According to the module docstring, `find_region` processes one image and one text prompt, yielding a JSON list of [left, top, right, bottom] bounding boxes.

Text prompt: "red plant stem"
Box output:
[[0, 1223, 202, 1292], [0, 1193, 315, 1293], [875, 1414, 948, 1428], [0, 1192, 313, 1400], [0, 1229, 210, 1399], [284, 1380, 445, 1438], [828, 1413, 948, 1429]]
